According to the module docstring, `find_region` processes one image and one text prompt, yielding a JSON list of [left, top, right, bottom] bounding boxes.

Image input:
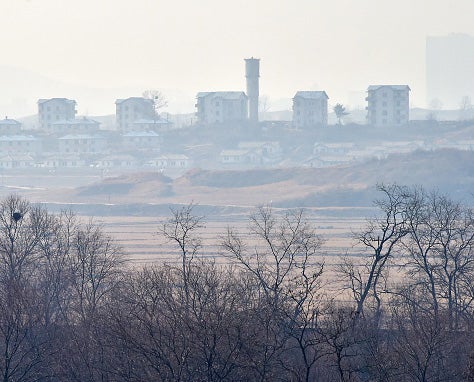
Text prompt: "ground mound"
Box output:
[[74, 149, 474, 207], [77, 172, 173, 197]]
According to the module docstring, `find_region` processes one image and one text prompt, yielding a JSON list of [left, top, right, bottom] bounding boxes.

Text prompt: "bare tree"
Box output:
[[0, 195, 40, 281], [161, 203, 205, 303], [222, 206, 325, 381], [387, 289, 462, 382], [340, 184, 410, 321], [143, 89, 168, 118]]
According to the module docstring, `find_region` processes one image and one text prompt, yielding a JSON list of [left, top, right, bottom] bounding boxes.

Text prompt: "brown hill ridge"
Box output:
[[73, 149, 474, 207]]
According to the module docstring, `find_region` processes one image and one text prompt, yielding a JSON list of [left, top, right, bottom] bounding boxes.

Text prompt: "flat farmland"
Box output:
[[93, 210, 368, 267]]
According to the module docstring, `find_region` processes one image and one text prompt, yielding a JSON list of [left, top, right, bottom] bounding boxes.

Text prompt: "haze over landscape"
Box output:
[[3, 0, 474, 116], [3, 1, 474, 381]]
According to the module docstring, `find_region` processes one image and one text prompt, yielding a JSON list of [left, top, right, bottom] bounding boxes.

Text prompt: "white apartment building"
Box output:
[[292, 91, 329, 128], [115, 97, 155, 133], [195, 92, 248, 124], [366, 85, 410, 126], [38, 98, 77, 132]]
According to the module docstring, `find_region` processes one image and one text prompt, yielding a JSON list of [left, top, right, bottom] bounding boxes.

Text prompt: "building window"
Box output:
[[382, 110, 388, 116]]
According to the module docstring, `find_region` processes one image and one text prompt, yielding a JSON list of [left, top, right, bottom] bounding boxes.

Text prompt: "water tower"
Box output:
[[245, 58, 260, 123]]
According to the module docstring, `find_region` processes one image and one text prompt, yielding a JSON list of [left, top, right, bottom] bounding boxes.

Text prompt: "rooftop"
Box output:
[[115, 97, 154, 105], [294, 91, 329, 100], [197, 91, 247, 100], [367, 85, 411, 92], [123, 131, 160, 137], [38, 98, 76, 105], [133, 118, 171, 125], [59, 134, 105, 139], [52, 118, 100, 126], [0, 135, 37, 141], [0, 118, 21, 125]]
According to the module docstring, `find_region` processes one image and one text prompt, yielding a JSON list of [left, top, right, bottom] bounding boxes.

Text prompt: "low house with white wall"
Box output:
[[146, 155, 191, 169], [0, 154, 35, 169], [220, 150, 252, 164], [95, 154, 139, 168], [313, 142, 355, 156], [58, 134, 107, 154], [51, 118, 100, 135], [39, 155, 86, 168], [0, 118, 22, 135], [133, 118, 172, 132], [121, 131, 161, 150], [305, 155, 353, 168], [0, 135, 41, 154]]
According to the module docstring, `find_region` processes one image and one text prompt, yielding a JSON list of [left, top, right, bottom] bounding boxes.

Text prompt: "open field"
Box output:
[[93, 209, 368, 267]]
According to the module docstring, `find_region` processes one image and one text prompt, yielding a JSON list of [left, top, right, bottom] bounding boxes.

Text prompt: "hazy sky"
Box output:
[[3, 0, 474, 115]]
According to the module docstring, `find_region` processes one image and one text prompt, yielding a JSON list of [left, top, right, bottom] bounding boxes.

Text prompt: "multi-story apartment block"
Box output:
[[292, 91, 329, 128], [196, 92, 248, 124], [366, 85, 410, 126], [115, 97, 155, 133], [38, 98, 77, 132]]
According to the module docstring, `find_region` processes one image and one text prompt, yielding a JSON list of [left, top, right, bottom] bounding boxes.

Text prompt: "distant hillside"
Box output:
[[70, 149, 474, 208]]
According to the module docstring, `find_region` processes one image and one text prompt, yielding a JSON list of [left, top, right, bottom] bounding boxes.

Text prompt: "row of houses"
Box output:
[[220, 141, 282, 165], [0, 154, 191, 170], [195, 85, 411, 128], [218, 138, 474, 169], [0, 129, 162, 155], [306, 139, 474, 167]]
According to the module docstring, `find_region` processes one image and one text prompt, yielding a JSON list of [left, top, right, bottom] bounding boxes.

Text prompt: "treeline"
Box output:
[[1, 187, 474, 381]]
